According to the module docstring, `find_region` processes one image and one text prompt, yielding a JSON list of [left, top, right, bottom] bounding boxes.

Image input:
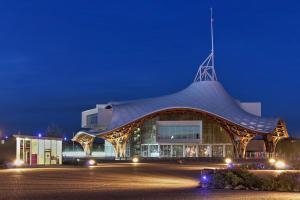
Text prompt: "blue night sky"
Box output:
[[0, 1, 299, 137]]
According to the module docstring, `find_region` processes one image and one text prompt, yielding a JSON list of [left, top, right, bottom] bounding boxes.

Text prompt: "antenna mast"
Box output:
[[194, 8, 217, 82]]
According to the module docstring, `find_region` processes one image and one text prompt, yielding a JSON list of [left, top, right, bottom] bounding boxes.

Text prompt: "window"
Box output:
[[172, 145, 183, 157], [225, 145, 234, 157], [212, 145, 223, 157], [160, 145, 171, 157], [141, 145, 148, 157], [158, 125, 201, 140], [185, 145, 197, 157], [25, 140, 30, 149], [149, 145, 159, 157], [87, 114, 98, 126], [199, 145, 211, 157]]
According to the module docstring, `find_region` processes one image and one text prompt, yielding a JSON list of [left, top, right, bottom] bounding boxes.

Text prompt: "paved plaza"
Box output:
[[0, 163, 299, 200]]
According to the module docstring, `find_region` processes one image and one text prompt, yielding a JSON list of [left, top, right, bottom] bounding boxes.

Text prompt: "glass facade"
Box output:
[[185, 145, 197, 157], [225, 145, 234, 157], [199, 145, 211, 157], [126, 111, 233, 158], [149, 145, 159, 157], [158, 125, 200, 140], [172, 145, 184, 157], [212, 145, 224, 157], [160, 145, 171, 157]]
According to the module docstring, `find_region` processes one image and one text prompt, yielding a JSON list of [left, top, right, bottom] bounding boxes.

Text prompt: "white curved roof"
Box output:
[[102, 81, 278, 134]]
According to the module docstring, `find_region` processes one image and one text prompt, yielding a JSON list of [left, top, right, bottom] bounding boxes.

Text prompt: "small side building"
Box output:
[[0, 135, 62, 166]]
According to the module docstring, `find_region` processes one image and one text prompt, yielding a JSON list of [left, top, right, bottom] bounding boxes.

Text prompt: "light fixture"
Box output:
[[269, 158, 276, 164], [88, 159, 96, 166], [132, 157, 139, 163], [225, 158, 232, 164], [275, 160, 286, 169], [14, 159, 24, 166]]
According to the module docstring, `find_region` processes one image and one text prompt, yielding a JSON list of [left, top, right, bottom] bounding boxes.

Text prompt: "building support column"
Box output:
[[102, 125, 140, 160], [234, 136, 254, 159], [75, 135, 95, 156], [106, 136, 129, 160], [263, 134, 281, 158], [227, 132, 254, 159]]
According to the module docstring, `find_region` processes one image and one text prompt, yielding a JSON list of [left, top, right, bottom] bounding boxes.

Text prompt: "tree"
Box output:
[[45, 124, 63, 138]]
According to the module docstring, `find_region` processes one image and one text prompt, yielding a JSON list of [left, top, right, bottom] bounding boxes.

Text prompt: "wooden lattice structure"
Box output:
[[73, 108, 288, 159]]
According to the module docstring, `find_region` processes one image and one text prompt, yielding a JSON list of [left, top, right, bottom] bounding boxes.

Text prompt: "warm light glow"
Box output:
[[269, 158, 276, 164], [14, 159, 24, 166], [225, 158, 232, 164], [88, 159, 96, 165], [132, 157, 139, 163], [275, 160, 286, 169]]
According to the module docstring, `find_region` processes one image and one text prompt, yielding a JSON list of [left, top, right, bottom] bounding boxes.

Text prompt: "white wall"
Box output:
[[81, 108, 98, 127], [15, 137, 62, 165], [81, 104, 113, 129]]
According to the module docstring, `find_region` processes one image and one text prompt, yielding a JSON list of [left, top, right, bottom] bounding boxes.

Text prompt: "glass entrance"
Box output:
[[45, 151, 51, 165]]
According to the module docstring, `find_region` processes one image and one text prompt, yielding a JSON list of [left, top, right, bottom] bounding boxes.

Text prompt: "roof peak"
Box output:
[[194, 8, 217, 82]]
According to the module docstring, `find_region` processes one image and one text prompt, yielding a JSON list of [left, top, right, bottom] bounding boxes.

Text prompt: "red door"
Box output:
[[31, 154, 37, 165]]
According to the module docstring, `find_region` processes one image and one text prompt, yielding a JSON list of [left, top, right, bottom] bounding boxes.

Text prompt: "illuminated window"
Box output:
[[160, 145, 171, 157], [199, 145, 211, 157], [185, 145, 197, 157], [172, 145, 183, 157], [158, 125, 200, 140]]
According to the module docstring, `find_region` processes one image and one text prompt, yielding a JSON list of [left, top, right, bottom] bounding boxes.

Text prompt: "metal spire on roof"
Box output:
[[194, 8, 218, 82]]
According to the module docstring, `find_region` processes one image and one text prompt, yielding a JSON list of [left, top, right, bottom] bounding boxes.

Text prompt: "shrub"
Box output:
[[261, 176, 276, 191], [232, 169, 262, 189], [211, 170, 227, 188], [201, 169, 300, 192], [276, 172, 300, 192]]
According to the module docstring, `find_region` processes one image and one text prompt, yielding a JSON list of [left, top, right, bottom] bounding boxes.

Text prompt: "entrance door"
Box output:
[[45, 151, 51, 165]]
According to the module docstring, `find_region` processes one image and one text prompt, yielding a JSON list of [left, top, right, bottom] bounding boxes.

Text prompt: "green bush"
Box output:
[[276, 173, 300, 192], [202, 169, 300, 192], [261, 176, 276, 191], [211, 170, 227, 188]]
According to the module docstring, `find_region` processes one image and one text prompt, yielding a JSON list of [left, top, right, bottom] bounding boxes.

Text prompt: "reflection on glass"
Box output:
[[185, 145, 197, 157], [172, 145, 183, 157], [212, 145, 223, 157], [160, 145, 171, 157], [199, 145, 211, 157]]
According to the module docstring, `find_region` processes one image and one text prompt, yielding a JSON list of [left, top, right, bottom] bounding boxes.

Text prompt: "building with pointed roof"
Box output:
[[72, 10, 288, 159]]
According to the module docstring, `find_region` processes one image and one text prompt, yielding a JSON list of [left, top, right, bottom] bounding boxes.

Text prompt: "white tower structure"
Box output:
[[194, 8, 217, 82]]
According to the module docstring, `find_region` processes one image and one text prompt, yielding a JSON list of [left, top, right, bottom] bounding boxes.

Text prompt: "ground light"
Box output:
[[224, 158, 232, 165], [269, 158, 276, 164], [275, 160, 286, 169], [132, 157, 139, 163], [14, 159, 24, 167], [88, 159, 96, 166]]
